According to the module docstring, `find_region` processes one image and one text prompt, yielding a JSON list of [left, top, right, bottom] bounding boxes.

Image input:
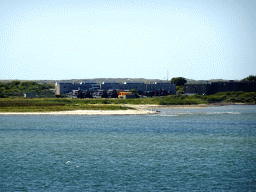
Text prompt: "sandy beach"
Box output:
[[0, 104, 216, 115], [0, 109, 157, 115]]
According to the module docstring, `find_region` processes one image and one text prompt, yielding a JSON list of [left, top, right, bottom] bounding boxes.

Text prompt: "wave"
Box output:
[[206, 112, 241, 115]]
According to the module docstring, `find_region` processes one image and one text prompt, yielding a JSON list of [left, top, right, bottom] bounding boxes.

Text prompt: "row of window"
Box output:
[[186, 86, 205, 90]]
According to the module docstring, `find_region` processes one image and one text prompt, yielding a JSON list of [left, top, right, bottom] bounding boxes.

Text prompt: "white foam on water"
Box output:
[[206, 112, 242, 115]]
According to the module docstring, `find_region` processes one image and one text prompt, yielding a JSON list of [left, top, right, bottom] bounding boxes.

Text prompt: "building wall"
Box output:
[[100, 84, 121, 90], [247, 82, 256, 92], [100, 83, 176, 93], [55, 84, 61, 95], [210, 82, 256, 93], [185, 82, 256, 95], [184, 84, 211, 95], [56, 82, 176, 95], [146, 84, 176, 94], [119, 84, 146, 92], [55, 83, 97, 95]]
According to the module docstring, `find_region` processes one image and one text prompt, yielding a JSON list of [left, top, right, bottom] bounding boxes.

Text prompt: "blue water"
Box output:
[[0, 105, 255, 191]]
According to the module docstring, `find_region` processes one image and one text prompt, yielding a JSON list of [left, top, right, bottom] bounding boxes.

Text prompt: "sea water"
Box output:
[[0, 105, 255, 191]]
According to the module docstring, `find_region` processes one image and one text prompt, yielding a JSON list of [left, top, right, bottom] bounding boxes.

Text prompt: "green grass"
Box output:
[[0, 98, 134, 112], [0, 91, 255, 112]]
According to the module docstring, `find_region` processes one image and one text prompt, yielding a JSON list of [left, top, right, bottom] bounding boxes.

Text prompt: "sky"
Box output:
[[0, 0, 255, 80]]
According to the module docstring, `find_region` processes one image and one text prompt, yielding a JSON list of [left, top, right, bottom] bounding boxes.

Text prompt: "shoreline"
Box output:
[[123, 104, 210, 110], [0, 103, 253, 115], [124, 103, 254, 110], [0, 109, 157, 115]]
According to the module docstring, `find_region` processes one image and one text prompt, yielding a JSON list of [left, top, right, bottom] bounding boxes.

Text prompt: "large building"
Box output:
[[55, 81, 176, 96], [119, 81, 145, 92], [55, 81, 100, 95], [184, 81, 256, 95], [100, 81, 120, 90], [146, 82, 176, 92]]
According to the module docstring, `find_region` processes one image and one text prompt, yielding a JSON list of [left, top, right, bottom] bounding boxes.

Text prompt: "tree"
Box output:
[[170, 77, 187, 86], [242, 75, 256, 82], [0, 81, 54, 98], [19, 81, 31, 90], [9, 80, 20, 86], [130, 89, 137, 95]]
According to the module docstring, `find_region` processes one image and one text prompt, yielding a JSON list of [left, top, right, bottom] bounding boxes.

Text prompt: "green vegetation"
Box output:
[[0, 98, 134, 112], [242, 75, 256, 82], [158, 91, 256, 105], [0, 91, 255, 112], [176, 85, 184, 93], [130, 89, 137, 94], [170, 77, 187, 86], [0, 81, 54, 98]]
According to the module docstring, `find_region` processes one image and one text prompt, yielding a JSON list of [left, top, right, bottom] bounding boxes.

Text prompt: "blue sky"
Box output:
[[1, 0, 255, 80]]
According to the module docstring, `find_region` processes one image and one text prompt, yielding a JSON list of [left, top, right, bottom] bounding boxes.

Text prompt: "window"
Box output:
[[186, 86, 190, 89], [201, 86, 205, 90]]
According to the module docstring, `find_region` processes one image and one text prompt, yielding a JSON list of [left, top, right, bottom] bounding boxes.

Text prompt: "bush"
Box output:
[[101, 100, 110, 104]]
